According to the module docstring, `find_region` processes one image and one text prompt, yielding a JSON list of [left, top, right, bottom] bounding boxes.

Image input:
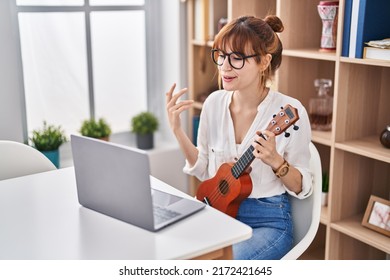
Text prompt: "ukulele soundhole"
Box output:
[[218, 180, 229, 195]]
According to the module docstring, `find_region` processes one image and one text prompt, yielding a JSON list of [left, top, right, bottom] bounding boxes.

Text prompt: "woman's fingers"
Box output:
[[172, 101, 193, 117], [166, 84, 192, 118], [166, 83, 193, 131], [165, 83, 176, 103], [252, 130, 276, 158], [169, 100, 194, 112], [166, 83, 189, 108]]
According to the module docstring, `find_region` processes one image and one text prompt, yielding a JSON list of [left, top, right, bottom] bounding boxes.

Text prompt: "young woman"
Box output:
[[166, 15, 312, 260]]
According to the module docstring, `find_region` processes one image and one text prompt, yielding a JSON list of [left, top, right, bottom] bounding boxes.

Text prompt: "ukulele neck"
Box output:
[[231, 134, 266, 179], [229, 104, 299, 179]]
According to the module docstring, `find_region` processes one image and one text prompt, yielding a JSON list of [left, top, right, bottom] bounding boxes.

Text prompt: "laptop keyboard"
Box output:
[[153, 205, 180, 225]]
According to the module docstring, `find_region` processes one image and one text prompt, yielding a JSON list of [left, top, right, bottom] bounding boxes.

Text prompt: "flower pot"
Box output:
[[41, 149, 60, 168], [136, 133, 154, 150]]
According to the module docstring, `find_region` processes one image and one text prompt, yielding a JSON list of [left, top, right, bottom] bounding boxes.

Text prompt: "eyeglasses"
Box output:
[[211, 49, 259, 70]]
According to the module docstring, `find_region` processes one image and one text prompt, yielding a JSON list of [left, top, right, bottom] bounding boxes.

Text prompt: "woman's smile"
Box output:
[[222, 75, 236, 83]]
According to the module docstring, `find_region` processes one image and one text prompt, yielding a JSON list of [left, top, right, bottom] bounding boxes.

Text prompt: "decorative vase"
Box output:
[[136, 133, 154, 150], [317, 1, 339, 52], [41, 149, 60, 168], [380, 125, 390, 148]]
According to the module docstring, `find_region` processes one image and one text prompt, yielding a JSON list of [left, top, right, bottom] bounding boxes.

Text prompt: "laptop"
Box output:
[[70, 134, 205, 232]]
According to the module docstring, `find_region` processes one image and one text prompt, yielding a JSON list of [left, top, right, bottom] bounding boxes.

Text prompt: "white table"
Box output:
[[0, 167, 252, 260]]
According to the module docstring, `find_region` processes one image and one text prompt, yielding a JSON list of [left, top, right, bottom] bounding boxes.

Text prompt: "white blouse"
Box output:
[[184, 89, 313, 199]]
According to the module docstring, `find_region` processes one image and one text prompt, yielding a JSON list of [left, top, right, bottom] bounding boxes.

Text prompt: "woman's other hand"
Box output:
[[165, 83, 193, 133]]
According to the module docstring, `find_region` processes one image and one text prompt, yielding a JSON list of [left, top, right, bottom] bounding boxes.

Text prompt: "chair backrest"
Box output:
[[281, 142, 322, 260], [0, 140, 57, 180]]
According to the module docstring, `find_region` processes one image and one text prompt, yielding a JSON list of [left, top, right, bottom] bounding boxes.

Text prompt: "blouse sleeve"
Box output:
[[284, 105, 313, 199]]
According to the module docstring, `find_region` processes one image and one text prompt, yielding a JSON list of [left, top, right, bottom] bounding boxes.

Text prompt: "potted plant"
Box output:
[[131, 111, 159, 149], [30, 121, 67, 168], [79, 118, 111, 141], [321, 171, 329, 206]]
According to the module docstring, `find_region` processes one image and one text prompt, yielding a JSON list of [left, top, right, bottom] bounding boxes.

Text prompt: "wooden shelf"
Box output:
[[187, 0, 390, 260], [283, 48, 337, 61], [340, 56, 390, 67], [331, 214, 390, 254], [335, 136, 390, 164], [312, 130, 332, 147]]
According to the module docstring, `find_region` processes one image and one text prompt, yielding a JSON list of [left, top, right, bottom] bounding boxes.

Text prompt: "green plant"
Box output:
[[80, 118, 111, 139], [30, 121, 67, 151], [131, 112, 159, 135], [322, 172, 329, 193]]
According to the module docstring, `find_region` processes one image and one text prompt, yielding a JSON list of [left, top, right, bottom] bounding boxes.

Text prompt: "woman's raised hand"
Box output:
[[165, 83, 194, 133]]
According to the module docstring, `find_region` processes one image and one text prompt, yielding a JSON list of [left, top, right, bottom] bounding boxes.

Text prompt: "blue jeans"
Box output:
[[233, 193, 293, 260]]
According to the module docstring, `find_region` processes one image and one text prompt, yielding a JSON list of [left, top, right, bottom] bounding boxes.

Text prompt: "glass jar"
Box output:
[[309, 79, 333, 131]]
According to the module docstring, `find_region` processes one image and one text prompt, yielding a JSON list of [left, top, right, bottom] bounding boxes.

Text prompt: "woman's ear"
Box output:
[[260, 54, 272, 71]]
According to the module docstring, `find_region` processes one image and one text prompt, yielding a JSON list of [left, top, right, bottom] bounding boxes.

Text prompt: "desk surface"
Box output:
[[0, 167, 252, 260]]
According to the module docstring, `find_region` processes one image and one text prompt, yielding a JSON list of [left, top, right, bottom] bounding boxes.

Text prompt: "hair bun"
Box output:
[[264, 15, 284, 33]]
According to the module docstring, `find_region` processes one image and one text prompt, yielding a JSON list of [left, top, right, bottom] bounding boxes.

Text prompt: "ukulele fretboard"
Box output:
[[231, 134, 266, 179]]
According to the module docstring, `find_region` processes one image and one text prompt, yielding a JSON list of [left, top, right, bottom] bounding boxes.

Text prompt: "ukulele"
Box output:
[[196, 104, 300, 218]]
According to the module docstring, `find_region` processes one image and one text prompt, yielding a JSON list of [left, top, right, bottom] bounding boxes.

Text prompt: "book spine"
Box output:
[[348, 0, 360, 58], [341, 0, 353, 57], [354, 0, 368, 58]]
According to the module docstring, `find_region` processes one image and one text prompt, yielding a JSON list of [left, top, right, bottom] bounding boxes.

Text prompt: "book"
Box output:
[[354, 0, 390, 58], [348, 0, 360, 58], [341, 0, 353, 57], [194, 0, 209, 41], [363, 47, 390, 61]]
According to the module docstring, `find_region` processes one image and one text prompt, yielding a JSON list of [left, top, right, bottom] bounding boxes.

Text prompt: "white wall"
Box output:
[[0, 1, 26, 142]]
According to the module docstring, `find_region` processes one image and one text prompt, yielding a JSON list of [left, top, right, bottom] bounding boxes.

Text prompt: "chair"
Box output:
[[0, 140, 57, 180], [281, 142, 322, 260]]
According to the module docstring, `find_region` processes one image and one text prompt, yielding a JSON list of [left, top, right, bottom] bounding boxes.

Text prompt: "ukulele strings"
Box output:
[[204, 144, 256, 204], [204, 127, 290, 206]]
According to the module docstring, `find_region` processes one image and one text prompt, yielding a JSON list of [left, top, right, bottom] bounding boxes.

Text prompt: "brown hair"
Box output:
[[213, 15, 284, 89]]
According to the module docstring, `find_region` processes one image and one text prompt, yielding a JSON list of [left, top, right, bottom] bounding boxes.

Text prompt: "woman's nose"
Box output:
[[220, 57, 232, 71]]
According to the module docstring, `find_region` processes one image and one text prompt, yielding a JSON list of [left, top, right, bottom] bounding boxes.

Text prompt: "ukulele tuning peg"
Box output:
[[273, 114, 276, 118], [284, 132, 290, 137], [293, 125, 299, 131], [281, 106, 284, 109]]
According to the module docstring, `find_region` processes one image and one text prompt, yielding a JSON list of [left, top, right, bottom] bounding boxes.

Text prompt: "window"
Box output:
[[16, 0, 148, 135]]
